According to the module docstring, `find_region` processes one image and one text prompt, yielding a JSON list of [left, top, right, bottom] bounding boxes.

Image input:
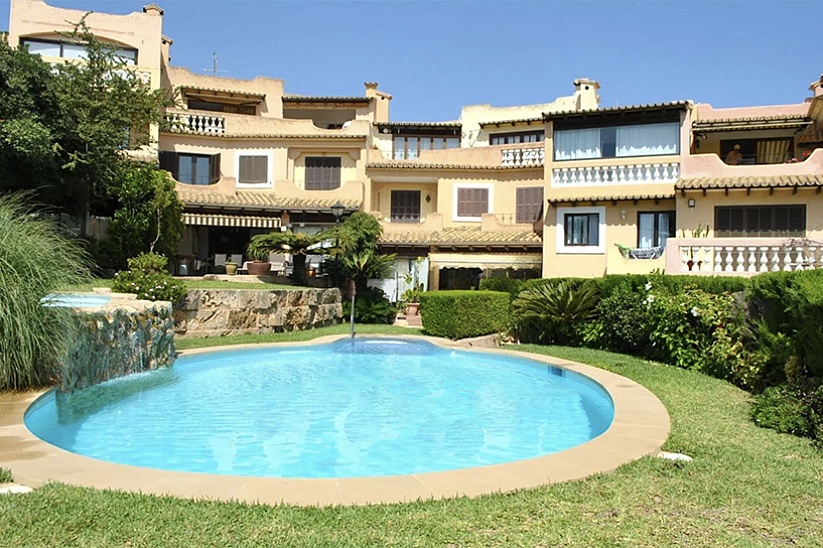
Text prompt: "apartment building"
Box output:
[[9, 0, 823, 293]]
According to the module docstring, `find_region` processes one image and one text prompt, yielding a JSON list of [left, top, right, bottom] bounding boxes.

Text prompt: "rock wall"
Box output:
[[61, 296, 175, 392], [173, 288, 342, 338]]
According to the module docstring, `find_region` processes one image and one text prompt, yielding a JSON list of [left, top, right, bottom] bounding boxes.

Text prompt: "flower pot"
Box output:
[[406, 302, 420, 316], [225, 263, 238, 276], [247, 261, 271, 276]]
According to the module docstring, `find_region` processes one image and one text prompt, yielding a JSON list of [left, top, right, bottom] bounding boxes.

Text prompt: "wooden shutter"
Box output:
[[158, 151, 179, 180], [457, 188, 488, 217], [306, 157, 341, 190], [239, 156, 267, 184], [516, 187, 544, 223], [390, 190, 421, 222], [209, 153, 221, 184]]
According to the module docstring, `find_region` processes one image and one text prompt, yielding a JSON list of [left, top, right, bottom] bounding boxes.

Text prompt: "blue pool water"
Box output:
[[25, 338, 614, 478], [42, 293, 112, 308]]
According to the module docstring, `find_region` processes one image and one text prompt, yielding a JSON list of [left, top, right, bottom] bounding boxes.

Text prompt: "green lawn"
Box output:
[[2, 335, 822, 547]]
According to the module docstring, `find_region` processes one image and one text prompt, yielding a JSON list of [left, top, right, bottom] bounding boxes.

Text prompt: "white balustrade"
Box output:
[[552, 162, 680, 186], [501, 147, 545, 167], [164, 113, 226, 135], [665, 238, 823, 275]]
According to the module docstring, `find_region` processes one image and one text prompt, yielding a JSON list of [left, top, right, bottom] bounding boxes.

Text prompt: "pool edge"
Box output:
[[0, 335, 670, 507]]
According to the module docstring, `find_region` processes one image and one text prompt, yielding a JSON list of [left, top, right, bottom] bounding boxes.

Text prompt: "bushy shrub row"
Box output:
[[110, 253, 186, 306], [504, 271, 823, 444], [419, 290, 509, 339], [343, 287, 396, 324]]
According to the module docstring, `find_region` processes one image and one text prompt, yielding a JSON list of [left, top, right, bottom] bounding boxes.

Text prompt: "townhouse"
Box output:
[[8, 0, 823, 296]]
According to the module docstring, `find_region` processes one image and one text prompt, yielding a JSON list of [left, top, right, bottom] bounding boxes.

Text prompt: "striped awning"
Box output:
[[428, 252, 542, 270], [182, 213, 281, 229]]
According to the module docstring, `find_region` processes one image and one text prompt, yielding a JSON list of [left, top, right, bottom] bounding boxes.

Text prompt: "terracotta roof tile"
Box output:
[[479, 117, 543, 128], [366, 161, 537, 171], [161, 127, 367, 140], [179, 190, 361, 211], [548, 193, 675, 205], [675, 174, 823, 190], [798, 124, 823, 144], [544, 101, 690, 120], [379, 227, 542, 246], [375, 121, 461, 128], [282, 96, 370, 103]]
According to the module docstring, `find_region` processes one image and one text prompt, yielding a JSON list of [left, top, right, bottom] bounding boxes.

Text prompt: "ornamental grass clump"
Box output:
[[0, 193, 92, 390]]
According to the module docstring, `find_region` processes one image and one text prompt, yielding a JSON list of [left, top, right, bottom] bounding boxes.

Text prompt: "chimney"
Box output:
[[365, 82, 392, 123], [573, 78, 600, 111], [142, 4, 164, 16], [811, 74, 823, 98]]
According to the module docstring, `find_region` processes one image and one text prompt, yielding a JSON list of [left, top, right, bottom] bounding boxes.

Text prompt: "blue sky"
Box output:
[[4, 1, 821, 121]]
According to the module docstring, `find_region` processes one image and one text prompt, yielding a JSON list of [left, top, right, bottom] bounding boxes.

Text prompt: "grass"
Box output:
[[3, 334, 823, 546], [0, 468, 12, 484]]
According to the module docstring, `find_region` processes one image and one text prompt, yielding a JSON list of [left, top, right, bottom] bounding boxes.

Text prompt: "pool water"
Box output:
[[42, 293, 112, 308], [25, 338, 614, 478]]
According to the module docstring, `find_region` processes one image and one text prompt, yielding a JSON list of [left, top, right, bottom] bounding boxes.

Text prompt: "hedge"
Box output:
[[419, 290, 509, 339]]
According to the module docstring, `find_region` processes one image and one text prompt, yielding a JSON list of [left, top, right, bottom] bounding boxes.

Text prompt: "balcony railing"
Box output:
[[664, 237, 823, 275], [164, 113, 226, 135], [501, 147, 545, 168], [552, 162, 680, 186]]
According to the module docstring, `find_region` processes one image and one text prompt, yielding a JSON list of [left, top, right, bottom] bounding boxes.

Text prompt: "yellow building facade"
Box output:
[[8, 0, 823, 292]]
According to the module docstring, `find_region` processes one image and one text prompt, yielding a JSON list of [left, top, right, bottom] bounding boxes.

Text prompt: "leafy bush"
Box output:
[[512, 279, 600, 345], [419, 290, 509, 339], [751, 383, 823, 440], [343, 287, 396, 324], [111, 253, 186, 305], [595, 282, 654, 356], [478, 277, 524, 300], [0, 468, 12, 483], [0, 193, 92, 390]]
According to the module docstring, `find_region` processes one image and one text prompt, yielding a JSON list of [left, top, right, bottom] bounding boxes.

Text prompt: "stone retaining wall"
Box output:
[[173, 288, 342, 338], [61, 294, 175, 392]]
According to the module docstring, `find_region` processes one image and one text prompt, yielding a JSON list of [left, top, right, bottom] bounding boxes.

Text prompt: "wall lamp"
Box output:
[[687, 198, 696, 208]]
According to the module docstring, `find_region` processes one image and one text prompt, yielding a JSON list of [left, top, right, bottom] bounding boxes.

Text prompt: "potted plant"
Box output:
[[225, 260, 238, 275], [401, 282, 424, 316], [245, 243, 272, 276]]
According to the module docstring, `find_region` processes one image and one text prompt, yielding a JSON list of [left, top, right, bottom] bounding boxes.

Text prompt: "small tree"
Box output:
[[103, 162, 183, 270], [247, 229, 333, 286], [329, 212, 395, 292]]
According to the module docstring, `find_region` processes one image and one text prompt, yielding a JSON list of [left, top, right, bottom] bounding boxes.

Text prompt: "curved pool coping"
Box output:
[[0, 335, 669, 506]]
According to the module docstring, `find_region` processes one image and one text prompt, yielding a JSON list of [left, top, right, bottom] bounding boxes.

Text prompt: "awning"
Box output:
[[428, 252, 541, 270], [182, 213, 280, 229]]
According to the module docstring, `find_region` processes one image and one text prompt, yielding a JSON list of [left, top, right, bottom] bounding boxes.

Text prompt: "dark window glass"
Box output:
[[715, 205, 806, 237], [564, 213, 599, 246], [392, 136, 460, 159], [390, 190, 421, 222], [516, 187, 544, 223], [457, 188, 489, 218], [305, 157, 341, 190], [637, 211, 675, 248], [490, 131, 545, 146]]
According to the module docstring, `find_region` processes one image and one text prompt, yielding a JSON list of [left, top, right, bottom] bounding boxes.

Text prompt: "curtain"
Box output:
[[554, 128, 600, 160], [756, 139, 792, 164], [638, 213, 655, 248], [616, 123, 679, 157]]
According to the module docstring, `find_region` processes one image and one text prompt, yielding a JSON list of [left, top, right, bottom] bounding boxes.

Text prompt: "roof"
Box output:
[[374, 121, 462, 128], [544, 101, 690, 121], [798, 124, 823, 144], [282, 95, 371, 104], [180, 86, 266, 103], [479, 117, 543, 128], [178, 190, 361, 212], [379, 226, 543, 246], [675, 174, 823, 191], [548, 192, 675, 205], [366, 161, 540, 171], [693, 114, 810, 132], [162, 127, 367, 140]]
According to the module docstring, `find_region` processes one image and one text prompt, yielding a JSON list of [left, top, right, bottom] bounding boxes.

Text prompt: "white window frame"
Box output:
[[234, 150, 273, 188], [453, 183, 493, 222], [556, 206, 606, 254]]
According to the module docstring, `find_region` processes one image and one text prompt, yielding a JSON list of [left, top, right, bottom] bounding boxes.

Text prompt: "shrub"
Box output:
[[343, 287, 396, 324], [478, 277, 524, 300], [595, 282, 654, 356], [0, 468, 12, 484], [419, 290, 509, 339], [0, 193, 92, 390], [111, 252, 186, 306], [512, 279, 600, 346], [751, 383, 823, 441]]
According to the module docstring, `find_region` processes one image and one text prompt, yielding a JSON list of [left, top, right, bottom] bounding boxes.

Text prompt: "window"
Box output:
[[490, 131, 545, 145], [305, 157, 341, 190], [556, 206, 605, 254], [188, 100, 256, 116], [554, 122, 679, 160], [565, 214, 600, 246], [22, 38, 137, 65], [456, 187, 490, 219], [390, 190, 421, 223], [238, 155, 268, 185], [715, 205, 806, 237], [392, 136, 460, 159], [159, 151, 221, 185], [516, 187, 544, 223], [719, 139, 793, 165], [638, 211, 675, 248]]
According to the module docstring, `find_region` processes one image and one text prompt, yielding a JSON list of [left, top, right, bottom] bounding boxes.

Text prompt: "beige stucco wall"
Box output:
[[9, 0, 164, 88], [166, 66, 284, 117], [370, 182, 439, 222], [436, 170, 543, 227]]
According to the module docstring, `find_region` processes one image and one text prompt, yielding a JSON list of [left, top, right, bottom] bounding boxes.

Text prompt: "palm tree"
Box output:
[[247, 229, 333, 285]]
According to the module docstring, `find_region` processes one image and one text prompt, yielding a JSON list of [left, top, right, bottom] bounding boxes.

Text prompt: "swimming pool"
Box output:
[[25, 338, 615, 479], [42, 293, 112, 308]]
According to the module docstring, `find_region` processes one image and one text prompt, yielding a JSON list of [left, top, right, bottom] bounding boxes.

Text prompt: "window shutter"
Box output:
[[209, 153, 221, 184], [158, 151, 179, 180], [516, 187, 544, 223]]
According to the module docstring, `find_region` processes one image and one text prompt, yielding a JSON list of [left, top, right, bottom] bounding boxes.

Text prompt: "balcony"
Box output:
[[682, 149, 823, 180], [664, 237, 823, 275], [164, 112, 225, 135], [552, 162, 680, 187], [501, 146, 545, 168]]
